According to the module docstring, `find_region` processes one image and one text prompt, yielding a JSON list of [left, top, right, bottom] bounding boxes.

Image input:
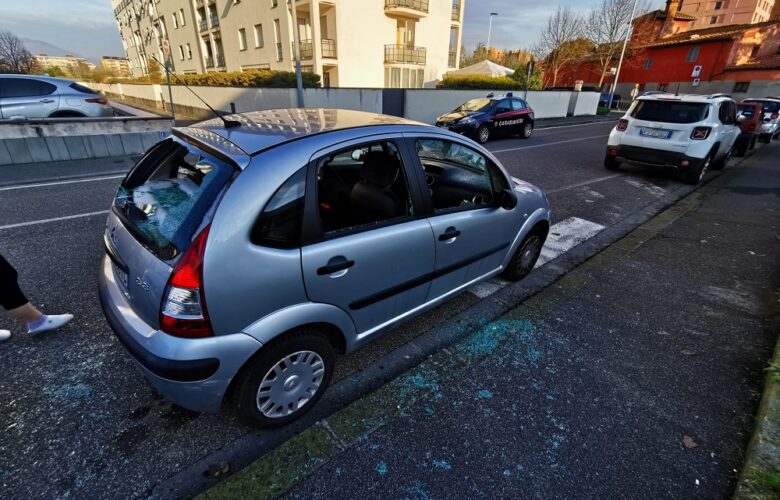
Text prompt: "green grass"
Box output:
[[747, 469, 780, 495]]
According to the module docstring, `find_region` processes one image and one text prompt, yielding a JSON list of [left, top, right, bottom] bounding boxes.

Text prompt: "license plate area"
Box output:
[[639, 128, 673, 139], [113, 262, 130, 296]]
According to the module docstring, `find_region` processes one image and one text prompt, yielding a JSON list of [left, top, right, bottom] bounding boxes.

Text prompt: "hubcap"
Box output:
[[518, 235, 542, 275], [256, 350, 325, 418], [523, 123, 532, 137], [699, 157, 710, 180], [479, 128, 489, 142]]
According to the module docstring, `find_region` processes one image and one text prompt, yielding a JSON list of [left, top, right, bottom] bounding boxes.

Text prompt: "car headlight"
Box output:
[[459, 117, 475, 125]]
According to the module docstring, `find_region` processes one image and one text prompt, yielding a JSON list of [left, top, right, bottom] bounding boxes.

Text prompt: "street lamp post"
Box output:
[[289, 2, 305, 108], [608, 0, 639, 111], [486, 12, 498, 57]]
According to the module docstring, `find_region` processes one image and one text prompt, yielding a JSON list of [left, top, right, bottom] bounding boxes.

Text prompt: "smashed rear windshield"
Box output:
[[631, 100, 709, 124], [115, 139, 233, 259]]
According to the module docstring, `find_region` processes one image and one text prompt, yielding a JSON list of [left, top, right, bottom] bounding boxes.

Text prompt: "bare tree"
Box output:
[[586, 0, 650, 87], [0, 30, 36, 73], [537, 6, 585, 89]]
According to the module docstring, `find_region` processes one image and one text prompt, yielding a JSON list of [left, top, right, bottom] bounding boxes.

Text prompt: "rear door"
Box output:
[[492, 98, 517, 135], [0, 78, 59, 118], [300, 137, 435, 336], [716, 100, 740, 154], [410, 136, 518, 301], [105, 138, 235, 328]]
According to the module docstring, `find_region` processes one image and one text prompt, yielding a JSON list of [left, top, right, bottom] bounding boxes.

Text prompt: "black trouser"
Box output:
[[0, 253, 28, 310]]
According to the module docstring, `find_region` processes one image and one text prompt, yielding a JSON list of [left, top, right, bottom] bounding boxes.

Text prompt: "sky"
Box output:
[[0, 0, 666, 62]]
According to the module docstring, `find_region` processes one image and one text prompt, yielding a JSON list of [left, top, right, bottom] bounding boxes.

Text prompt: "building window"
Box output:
[[271, 0, 278, 6], [710, 15, 718, 24], [714, 1, 722, 9], [172, 13, 179, 29], [733, 82, 750, 92], [686, 46, 700, 62], [238, 28, 247, 50], [274, 19, 282, 61], [643, 58, 652, 70], [178, 45, 185, 60], [179, 9, 186, 26], [254, 23, 264, 48], [186, 43, 192, 59]]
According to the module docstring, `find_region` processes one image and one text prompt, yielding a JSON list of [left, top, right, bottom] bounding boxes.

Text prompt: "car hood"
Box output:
[[437, 110, 486, 122]]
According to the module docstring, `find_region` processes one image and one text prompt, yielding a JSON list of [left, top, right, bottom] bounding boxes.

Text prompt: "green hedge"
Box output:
[[109, 69, 321, 88], [439, 75, 522, 90]]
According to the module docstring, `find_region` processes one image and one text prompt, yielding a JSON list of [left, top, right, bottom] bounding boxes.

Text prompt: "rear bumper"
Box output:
[[98, 256, 262, 412], [607, 145, 704, 171], [760, 122, 778, 135]]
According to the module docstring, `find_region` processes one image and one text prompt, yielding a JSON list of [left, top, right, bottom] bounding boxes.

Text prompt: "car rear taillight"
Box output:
[[160, 225, 213, 338], [616, 119, 628, 131], [771, 112, 779, 119], [691, 127, 711, 140], [85, 97, 108, 105]]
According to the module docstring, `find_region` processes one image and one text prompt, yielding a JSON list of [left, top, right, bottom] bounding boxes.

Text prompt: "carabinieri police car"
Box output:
[[435, 92, 535, 144]]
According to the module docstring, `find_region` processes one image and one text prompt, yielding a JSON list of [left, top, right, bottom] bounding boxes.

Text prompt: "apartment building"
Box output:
[[101, 56, 133, 77], [111, 0, 464, 88], [33, 54, 95, 71], [680, 0, 776, 28]]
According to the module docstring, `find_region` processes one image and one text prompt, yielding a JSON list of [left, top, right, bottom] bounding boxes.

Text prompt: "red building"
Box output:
[[556, 0, 780, 96]]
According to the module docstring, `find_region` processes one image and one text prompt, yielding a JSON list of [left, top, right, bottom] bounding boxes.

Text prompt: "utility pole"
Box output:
[[608, 0, 639, 111], [486, 12, 498, 58], [289, 2, 305, 108]]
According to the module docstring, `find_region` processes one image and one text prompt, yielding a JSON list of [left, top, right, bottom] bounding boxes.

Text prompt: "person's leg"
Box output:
[[9, 303, 43, 323]]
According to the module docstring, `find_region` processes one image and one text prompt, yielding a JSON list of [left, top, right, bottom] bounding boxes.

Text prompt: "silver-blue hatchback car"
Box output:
[[99, 109, 551, 427]]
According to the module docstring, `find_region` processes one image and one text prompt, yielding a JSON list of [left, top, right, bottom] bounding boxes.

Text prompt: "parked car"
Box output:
[[741, 98, 780, 142], [599, 93, 622, 109], [435, 93, 535, 143], [0, 74, 113, 119], [733, 101, 763, 156], [99, 109, 551, 427], [605, 93, 741, 184]]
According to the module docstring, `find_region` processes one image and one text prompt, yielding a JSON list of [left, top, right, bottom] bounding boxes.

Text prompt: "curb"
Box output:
[[734, 299, 780, 500], [195, 158, 742, 499]]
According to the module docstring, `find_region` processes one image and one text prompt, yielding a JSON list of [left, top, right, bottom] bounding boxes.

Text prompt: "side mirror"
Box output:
[[497, 189, 518, 210]]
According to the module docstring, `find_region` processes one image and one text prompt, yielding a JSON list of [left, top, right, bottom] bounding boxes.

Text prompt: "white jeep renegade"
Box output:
[[605, 93, 741, 184]]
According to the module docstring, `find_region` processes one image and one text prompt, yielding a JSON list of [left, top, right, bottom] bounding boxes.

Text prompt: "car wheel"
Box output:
[[681, 154, 711, 185], [233, 330, 335, 428], [750, 136, 757, 150], [760, 134, 771, 143], [711, 146, 731, 170], [502, 231, 544, 281], [604, 155, 620, 170], [520, 121, 533, 139], [476, 124, 491, 144]]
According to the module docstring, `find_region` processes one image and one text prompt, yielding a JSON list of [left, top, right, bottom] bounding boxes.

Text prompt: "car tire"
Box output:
[[711, 146, 731, 171], [233, 330, 335, 428], [520, 121, 533, 139], [502, 230, 544, 281], [681, 153, 711, 185], [604, 155, 620, 170], [476, 124, 491, 144], [750, 136, 757, 150], [760, 134, 771, 143]]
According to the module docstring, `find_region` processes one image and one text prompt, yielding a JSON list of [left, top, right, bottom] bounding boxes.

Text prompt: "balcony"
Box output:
[[210, 15, 219, 28], [384, 0, 428, 19], [216, 54, 225, 67], [448, 51, 457, 68], [292, 39, 337, 60], [451, 3, 460, 22], [205, 55, 214, 67], [321, 39, 337, 59], [385, 44, 426, 65], [199, 19, 208, 32], [295, 40, 314, 60]]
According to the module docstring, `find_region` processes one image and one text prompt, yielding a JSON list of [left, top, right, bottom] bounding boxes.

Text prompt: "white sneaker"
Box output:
[[0, 330, 10, 342], [28, 314, 74, 335]]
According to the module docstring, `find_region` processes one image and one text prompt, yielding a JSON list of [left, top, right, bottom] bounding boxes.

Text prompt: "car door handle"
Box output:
[[438, 227, 461, 242], [39, 99, 55, 103], [317, 258, 355, 276]]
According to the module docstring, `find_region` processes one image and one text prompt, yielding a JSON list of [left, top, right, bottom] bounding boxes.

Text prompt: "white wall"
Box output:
[[403, 89, 596, 124]]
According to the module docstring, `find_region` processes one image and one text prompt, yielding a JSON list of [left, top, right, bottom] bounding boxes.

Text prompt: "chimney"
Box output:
[[661, 0, 682, 37]]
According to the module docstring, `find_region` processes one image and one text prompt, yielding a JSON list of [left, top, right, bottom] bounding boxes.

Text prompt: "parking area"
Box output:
[[0, 120, 767, 498]]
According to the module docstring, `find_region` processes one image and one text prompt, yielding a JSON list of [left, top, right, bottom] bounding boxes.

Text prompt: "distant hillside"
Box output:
[[20, 38, 99, 64]]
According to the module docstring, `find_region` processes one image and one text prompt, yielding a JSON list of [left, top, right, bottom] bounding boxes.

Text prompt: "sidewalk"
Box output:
[[204, 144, 780, 498]]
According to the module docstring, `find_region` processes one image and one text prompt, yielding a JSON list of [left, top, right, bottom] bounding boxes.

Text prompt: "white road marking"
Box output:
[[0, 174, 125, 192], [0, 211, 109, 230], [468, 217, 606, 299], [545, 174, 622, 194], [490, 135, 609, 154], [537, 121, 616, 131]]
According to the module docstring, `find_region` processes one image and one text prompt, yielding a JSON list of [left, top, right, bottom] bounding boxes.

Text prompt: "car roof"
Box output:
[[743, 97, 780, 102], [637, 93, 730, 103], [0, 73, 74, 85], [178, 108, 430, 157]]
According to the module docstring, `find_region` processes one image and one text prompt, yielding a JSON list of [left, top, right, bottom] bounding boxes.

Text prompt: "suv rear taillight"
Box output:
[[85, 96, 108, 105], [691, 127, 711, 140], [616, 119, 628, 131], [160, 225, 213, 338], [771, 112, 779, 119]]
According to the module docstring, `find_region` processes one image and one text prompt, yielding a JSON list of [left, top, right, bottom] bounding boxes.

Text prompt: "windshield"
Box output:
[[456, 98, 493, 113], [631, 100, 709, 124], [115, 138, 234, 259], [744, 100, 779, 113]]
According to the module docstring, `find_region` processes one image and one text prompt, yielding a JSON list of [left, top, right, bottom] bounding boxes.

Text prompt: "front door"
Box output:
[[301, 138, 435, 335], [411, 137, 518, 300]]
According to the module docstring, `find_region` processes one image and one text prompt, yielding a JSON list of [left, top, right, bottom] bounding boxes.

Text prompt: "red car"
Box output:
[[734, 102, 763, 156]]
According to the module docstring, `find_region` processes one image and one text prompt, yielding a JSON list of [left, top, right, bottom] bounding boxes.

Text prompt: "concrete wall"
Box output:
[[403, 89, 599, 124], [0, 117, 173, 166], [611, 79, 780, 101]]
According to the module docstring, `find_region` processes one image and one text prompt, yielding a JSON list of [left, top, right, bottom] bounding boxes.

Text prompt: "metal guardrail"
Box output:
[[216, 54, 225, 67], [385, 44, 426, 64], [199, 19, 208, 32], [210, 15, 219, 28], [322, 38, 337, 58], [384, 0, 429, 13], [448, 51, 457, 68], [294, 39, 337, 60], [205, 56, 214, 67]]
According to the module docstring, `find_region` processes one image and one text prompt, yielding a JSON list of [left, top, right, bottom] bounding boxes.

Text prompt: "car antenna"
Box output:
[[150, 56, 241, 129]]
